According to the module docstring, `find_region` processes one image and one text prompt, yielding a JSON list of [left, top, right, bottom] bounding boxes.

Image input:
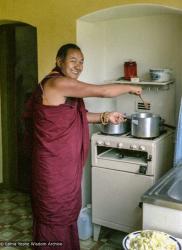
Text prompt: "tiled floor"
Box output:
[[0, 189, 32, 249], [0, 189, 126, 249]]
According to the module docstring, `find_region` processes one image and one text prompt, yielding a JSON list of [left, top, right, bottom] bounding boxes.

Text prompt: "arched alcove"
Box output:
[[77, 3, 182, 117], [0, 20, 38, 191], [77, 4, 182, 206]]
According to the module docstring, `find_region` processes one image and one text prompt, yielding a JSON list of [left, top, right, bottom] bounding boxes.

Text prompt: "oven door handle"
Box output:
[[139, 165, 147, 175]]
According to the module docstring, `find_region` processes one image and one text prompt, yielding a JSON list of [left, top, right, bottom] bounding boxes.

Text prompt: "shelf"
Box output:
[[108, 80, 174, 86]]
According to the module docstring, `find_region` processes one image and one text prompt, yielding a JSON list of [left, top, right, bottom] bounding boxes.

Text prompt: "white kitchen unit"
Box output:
[[91, 129, 174, 240], [142, 167, 182, 239]]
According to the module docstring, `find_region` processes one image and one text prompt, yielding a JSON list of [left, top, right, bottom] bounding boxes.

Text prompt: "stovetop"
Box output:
[[98, 129, 168, 140]]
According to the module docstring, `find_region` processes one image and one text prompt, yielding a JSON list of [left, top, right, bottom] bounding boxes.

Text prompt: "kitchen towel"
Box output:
[[174, 97, 182, 167]]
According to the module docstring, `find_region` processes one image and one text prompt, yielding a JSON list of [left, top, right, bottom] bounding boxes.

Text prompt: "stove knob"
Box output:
[[130, 144, 137, 150], [139, 145, 146, 151], [97, 140, 104, 146], [105, 141, 110, 146], [118, 143, 123, 148]]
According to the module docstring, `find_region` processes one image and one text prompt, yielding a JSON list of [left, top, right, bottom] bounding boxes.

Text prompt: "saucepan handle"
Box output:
[[163, 124, 176, 129], [160, 118, 165, 125]]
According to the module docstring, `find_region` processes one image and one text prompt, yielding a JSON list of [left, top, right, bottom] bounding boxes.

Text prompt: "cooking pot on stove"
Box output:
[[131, 112, 163, 138], [99, 119, 131, 135]]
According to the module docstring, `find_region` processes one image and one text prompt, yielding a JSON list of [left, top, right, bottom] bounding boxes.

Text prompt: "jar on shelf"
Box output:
[[124, 60, 137, 80]]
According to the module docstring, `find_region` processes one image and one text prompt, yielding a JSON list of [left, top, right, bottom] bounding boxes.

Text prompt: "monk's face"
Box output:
[[58, 49, 84, 79]]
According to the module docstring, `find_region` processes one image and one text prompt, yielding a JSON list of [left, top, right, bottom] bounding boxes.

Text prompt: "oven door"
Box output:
[[96, 148, 148, 174], [92, 166, 154, 233]]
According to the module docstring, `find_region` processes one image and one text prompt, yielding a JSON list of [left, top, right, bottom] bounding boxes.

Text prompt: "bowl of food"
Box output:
[[122, 230, 181, 250]]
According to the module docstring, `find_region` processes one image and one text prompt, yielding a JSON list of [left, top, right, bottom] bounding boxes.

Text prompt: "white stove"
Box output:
[[91, 128, 175, 240]]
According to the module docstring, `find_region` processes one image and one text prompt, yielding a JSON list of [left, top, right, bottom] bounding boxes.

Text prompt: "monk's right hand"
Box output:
[[129, 86, 142, 95]]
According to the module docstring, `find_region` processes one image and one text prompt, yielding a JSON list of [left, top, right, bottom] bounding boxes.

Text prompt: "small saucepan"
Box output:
[[99, 119, 131, 135]]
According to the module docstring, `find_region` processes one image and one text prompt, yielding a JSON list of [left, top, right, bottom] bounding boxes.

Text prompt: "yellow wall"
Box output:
[[0, 0, 182, 80]]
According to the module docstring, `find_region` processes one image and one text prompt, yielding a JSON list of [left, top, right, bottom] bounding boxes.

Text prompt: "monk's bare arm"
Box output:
[[86, 113, 101, 123], [86, 112, 126, 124], [50, 77, 142, 98]]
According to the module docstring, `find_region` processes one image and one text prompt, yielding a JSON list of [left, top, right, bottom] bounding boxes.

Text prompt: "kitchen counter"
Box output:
[[142, 166, 182, 210], [142, 166, 182, 239]]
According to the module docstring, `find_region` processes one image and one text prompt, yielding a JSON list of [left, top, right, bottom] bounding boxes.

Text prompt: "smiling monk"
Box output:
[[23, 43, 142, 249]]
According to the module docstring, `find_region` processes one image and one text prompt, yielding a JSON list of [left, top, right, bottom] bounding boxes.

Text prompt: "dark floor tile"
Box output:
[[0, 189, 126, 250]]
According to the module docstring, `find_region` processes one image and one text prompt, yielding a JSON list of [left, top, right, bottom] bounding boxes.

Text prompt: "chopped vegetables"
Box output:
[[129, 230, 176, 250]]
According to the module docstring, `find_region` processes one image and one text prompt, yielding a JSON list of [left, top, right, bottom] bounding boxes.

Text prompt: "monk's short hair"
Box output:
[[56, 43, 81, 61]]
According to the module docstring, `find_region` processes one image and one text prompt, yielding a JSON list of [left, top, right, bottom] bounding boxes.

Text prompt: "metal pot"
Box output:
[[131, 112, 162, 138], [99, 120, 131, 135]]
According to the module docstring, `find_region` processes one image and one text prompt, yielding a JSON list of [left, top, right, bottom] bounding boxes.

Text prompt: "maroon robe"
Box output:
[[23, 72, 89, 249]]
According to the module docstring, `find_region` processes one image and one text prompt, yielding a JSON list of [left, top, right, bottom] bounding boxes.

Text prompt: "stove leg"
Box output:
[[93, 224, 101, 241]]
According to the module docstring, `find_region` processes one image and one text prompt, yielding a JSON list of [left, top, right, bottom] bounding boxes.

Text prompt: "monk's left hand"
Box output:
[[108, 112, 126, 124]]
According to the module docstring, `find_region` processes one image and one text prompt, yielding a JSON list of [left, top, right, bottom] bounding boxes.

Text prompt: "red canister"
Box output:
[[124, 61, 137, 80]]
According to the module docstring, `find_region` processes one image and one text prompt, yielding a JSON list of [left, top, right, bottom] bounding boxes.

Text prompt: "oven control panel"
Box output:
[[95, 138, 150, 153], [91, 130, 174, 177]]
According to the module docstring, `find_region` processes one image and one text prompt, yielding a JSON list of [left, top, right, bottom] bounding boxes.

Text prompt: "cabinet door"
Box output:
[[92, 166, 154, 232]]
